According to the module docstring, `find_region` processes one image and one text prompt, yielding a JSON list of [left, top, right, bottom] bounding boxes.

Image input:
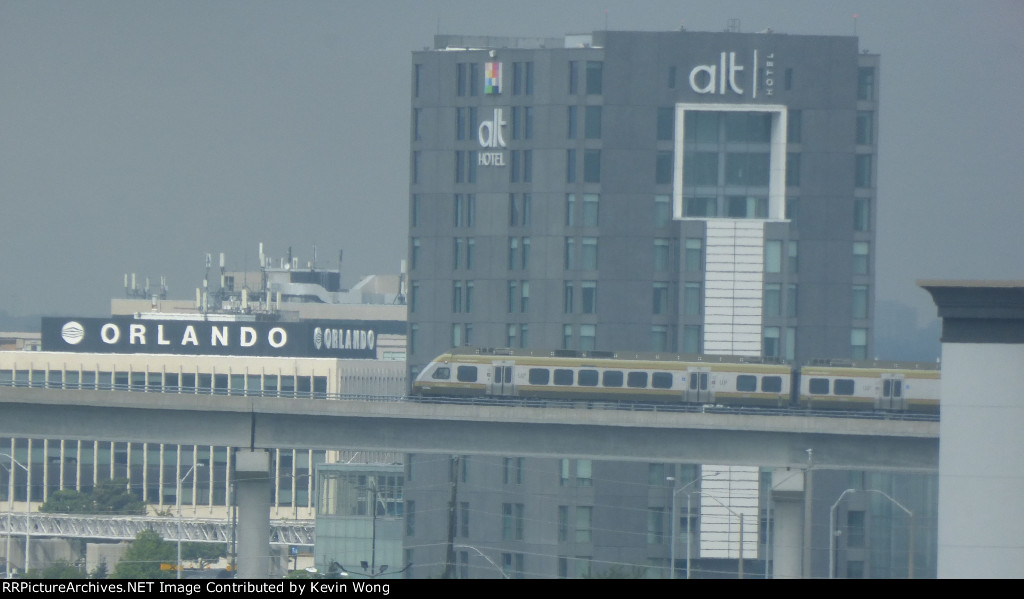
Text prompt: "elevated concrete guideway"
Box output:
[[0, 387, 938, 471]]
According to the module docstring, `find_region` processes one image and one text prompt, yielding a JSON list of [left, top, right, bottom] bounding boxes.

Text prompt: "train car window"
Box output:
[[736, 375, 758, 392], [0, 370, 12, 386], [456, 366, 478, 382], [553, 369, 574, 385], [652, 372, 673, 389], [761, 376, 783, 393], [809, 378, 830, 394], [627, 371, 648, 388], [431, 367, 451, 380], [893, 380, 902, 397], [529, 368, 550, 385], [578, 369, 599, 386], [834, 379, 855, 395], [602, 370, 624, 387]]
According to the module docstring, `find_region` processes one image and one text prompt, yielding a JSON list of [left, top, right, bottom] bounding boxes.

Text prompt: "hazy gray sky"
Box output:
[[2, 1, 1022, 323]]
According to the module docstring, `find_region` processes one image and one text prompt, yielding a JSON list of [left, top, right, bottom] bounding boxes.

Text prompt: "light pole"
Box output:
[[829, 488, 915, 579], [1, 453, 30, 579], [176, 462, 206, 579], [829, 488, 857, 579], [667, 471, 720, 580], [688, 491, 750, 579]]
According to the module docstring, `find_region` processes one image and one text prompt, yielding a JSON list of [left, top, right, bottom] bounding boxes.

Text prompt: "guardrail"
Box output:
[[0, 381, 939, 422]]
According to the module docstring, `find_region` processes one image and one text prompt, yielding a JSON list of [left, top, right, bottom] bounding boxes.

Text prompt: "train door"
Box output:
[[878, 374, 906, 410], [685, 367, 712, 403], [488, 361, 516, 396]]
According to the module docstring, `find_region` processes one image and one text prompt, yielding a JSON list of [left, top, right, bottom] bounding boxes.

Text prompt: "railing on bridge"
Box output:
[[0, 379, 939, 422], [0, 513, 314, 545]]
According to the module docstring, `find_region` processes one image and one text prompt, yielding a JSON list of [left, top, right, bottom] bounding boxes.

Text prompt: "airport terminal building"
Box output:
[[407, 29, 879, 376]]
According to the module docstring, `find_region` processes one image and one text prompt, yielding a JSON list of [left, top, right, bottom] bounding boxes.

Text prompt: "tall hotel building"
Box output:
[[408, 30, 878, 374]]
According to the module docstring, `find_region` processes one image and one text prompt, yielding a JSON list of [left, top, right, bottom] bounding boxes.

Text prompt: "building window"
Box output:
[[508, 237, 519, 270], [503, 457, 525, 485], [459, 501, 470, 537], [581, 281, 597, 314], [855, 154, 873, 188], [654, 195, 671, 227], [411, 194, 421, 228], [851, 328, 868, 359], [507, 281, 517, 313], [568, 60, 579, 94], [683, 282, 701, 317], [575, 505, 593, 543], [563, 324, 573, 350], [788, 241, 799, 273], [765, 240, 782, 274], [563, 281, 575, 313], [520, 281, 530, 312], [580, 325, 596, 351], [764, 327, 780, 358], [519, 324, 528, 347], [410, 238, 420, 270], [409, 324, 417, 355], [657, 107, 674, 141], [585, 61, 603, 94], [567, 105, 578, 138], [502, 553, 525, 579], [857, 67, 875, 101], [852, 285, 869, 319], [583, 150, 601, 183], [856, 111, 874, 145], [558, 505, 569, 542], [847, 510, 866, 547], [582, 237, 598, 270], [410, 282, 419, 313], [503, 502, 525, 540], [685, 238, 703, 272], [787, 109, 802, 143], [467, 238, 475, 269], [786, 326, 797, 361], [584, 105, 602, 139], [651, 325, 669, 352], [853, 242, 870, 275], [566, 149, 577, 183], [512, 62, 533, 95], [654, 282, 671, 315], [786, 153, 801, 186], [683, 325, 702, 354], [413, 108, 423, 141], [654, 239, 670, 271], [564, 237, 575, 270], [647, 508, 665, 544], [582, 194, 599, 227], [656, 151, 674, 185], [454, 194, 475, 227], [854, 198, 870, 232], [765, 283, 782, 317], [412, 150, 421, 184], [521, 238, 531, 269], [787, 284, 798, 318], [786, 198, 799, 225], [406, 500, 416, 536], [452, 281, 463, 313], [506, 324, 517, 348], [452, 323, 463, 347], [456, 63, 467, 96], [566, 194, 576, 226], [413, 64, 423, 98]]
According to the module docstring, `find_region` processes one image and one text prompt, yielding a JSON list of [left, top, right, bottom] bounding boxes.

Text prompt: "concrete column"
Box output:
[[769, 468, 805, 579], [234, 449, 271, 579]]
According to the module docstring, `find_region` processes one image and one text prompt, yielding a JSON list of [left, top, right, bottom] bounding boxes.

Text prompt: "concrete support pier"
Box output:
[[234, 449, 271, 579]]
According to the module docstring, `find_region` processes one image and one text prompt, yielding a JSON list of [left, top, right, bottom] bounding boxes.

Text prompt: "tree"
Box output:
[[181, 542, 227, 570], [93, 478, 146, 515], [37, 478, 145, 515], [39, 489, 94, 514], [23, 560, 86, 579], [90, 559, 109, 579], [113, 530, 176, 579]]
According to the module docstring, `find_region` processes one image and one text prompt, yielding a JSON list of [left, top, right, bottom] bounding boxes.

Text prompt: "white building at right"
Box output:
[[921, 280, 1024, 578]]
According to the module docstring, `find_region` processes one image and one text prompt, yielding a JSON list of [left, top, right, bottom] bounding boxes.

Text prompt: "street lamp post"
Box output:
[[667, 472, 720, 580], [176, 462, 206, 579], [688, 491, 750, 579], [1, 453, 30, 579], [829, 488, 857, 579], [829, 488, 915, 579]]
